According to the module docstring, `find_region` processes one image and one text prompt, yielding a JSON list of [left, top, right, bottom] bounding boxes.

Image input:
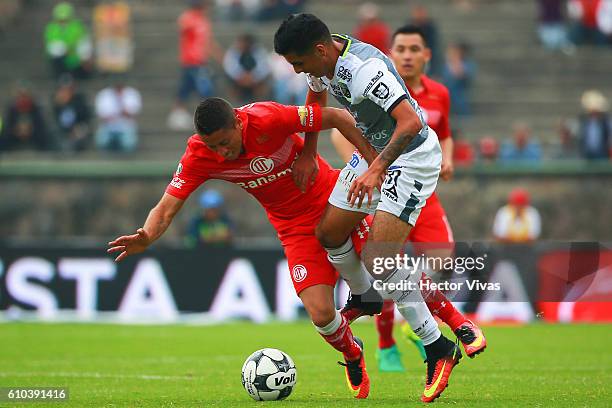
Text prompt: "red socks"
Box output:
[[375, 300, 396, 349], [420, 272, 467, 331], [319, 314, 362, 361]]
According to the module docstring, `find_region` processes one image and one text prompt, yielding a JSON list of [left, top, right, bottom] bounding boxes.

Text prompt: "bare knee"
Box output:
[[315, 206, 367, 249], [307, 303, 337, 328], [315, 222, 348, 249], [299, 285, 337, 327]]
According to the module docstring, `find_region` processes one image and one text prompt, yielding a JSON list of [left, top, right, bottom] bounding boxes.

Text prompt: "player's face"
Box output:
[[390, 33, 431, 81], [202, 121, 243, 160], [282, 46, 328, 78]]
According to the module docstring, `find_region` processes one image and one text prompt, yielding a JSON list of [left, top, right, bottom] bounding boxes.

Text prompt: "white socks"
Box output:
[[326, 237, 441, 346], [315, 309, 342, 335], [375, 266, 441, 346], [325, 238, 372, 295]]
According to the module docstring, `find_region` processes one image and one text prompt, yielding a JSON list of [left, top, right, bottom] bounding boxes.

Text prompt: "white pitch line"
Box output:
[[0, 372, 202, 381]]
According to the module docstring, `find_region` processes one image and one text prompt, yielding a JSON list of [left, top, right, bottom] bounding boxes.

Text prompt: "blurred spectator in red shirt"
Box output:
[[353, 3, 390, 54], [451, 129, 475, 166], [478, 136, 499, 163], [568, 0, 608, 44], [168, 0, 223, 131], [0, 82, 51, 151]]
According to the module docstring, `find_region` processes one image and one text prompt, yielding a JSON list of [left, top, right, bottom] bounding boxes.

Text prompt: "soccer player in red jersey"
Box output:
[[107, 98, 377, 399], [331, 25, 487, 372]]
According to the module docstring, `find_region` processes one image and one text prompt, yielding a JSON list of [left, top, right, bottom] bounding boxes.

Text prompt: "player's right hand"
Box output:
[[107, 228, 151, 262], [292, 153, 319, 193]]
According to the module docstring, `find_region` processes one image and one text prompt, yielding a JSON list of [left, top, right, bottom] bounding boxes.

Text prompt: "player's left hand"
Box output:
[[440, 159, 454, 181], [107, 228, 151, 262], [292, 153, 319, 193], [348, 166, 385, 209]]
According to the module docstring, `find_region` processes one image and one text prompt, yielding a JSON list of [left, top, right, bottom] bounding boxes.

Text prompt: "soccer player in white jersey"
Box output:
[[275, 14, 461, 402]]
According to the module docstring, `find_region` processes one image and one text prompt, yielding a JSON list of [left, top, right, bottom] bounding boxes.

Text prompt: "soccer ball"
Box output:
[[241, 348, 297, 401]]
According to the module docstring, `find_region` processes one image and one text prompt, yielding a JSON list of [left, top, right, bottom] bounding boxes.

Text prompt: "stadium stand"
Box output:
[[0, 0, 610, 158]]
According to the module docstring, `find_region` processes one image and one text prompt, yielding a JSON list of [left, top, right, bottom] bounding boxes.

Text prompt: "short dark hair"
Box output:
[[194, 97, 236, 136], [392, 25, 428, 47], [274, 13, 332, 55]]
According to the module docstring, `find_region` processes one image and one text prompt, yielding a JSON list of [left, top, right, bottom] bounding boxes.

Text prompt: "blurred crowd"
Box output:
[[537, 0, 612, 52], [0, 0, 610, 162]]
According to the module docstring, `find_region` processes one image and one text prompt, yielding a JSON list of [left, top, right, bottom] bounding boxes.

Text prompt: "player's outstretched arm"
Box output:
[[292, 88, 328, 192], [107, 193, 185, 262]]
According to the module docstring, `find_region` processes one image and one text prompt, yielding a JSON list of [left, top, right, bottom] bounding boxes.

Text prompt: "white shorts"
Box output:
[[328, 127, 442, 226]]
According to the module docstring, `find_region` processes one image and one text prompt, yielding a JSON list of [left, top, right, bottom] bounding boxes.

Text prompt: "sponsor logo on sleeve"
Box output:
[[170, 162, 185, 189], [308, 105, 314, 127], [337, 66, 352, 82], [372, 82, 390, 99], [363, 70, 384, 96], [170, 177, 185, 189], [297, 106, 308, 126]]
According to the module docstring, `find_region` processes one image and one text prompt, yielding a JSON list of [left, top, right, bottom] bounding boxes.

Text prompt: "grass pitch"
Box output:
[[1, 321, 610, 407]]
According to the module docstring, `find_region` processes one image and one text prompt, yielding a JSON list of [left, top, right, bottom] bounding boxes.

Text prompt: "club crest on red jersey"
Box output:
[[292, 264, 308, 283], [249, 156, 275, 175]]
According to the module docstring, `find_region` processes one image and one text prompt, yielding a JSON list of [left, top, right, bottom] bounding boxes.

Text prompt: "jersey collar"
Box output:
[[332, 34, 352, 58], [235, 108, 260, 160], [330, 34, 352, 81]]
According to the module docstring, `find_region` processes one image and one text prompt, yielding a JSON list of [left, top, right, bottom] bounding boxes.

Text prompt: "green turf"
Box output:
[[0, 321, 610, 407]]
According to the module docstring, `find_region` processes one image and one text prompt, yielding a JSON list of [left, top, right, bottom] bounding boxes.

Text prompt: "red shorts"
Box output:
[[351, 193, 454, 255], [409, 193, 454, 242], [281, 229, 339, 295]]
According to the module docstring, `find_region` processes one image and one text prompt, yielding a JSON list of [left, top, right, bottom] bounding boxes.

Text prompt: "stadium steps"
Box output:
[[1, 0, 611, 158]]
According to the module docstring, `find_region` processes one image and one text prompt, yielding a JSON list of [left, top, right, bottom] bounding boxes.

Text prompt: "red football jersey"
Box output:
[[409, 75, 452, 208], [408, 74, 451, 140], [165, 102, 338, 238]]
